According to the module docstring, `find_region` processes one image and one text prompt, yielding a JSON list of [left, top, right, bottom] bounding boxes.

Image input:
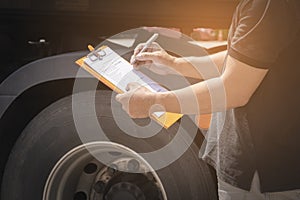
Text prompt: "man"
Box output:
[[116, 0, 300, 199]]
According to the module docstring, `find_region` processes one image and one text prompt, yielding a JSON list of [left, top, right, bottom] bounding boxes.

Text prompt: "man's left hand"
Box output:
[[115, 82, 157, 118]]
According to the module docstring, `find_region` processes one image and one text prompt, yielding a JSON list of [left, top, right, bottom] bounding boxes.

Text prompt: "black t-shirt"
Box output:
[[203, 0, 300, 192]]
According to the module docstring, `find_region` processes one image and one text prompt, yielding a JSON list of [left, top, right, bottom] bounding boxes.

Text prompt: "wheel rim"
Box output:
[[43, 141, 167, 200]]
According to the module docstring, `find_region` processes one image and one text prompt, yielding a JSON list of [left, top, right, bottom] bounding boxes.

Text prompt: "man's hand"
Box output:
[[115, 82, 158, 118], [130, 42, 177, 75]]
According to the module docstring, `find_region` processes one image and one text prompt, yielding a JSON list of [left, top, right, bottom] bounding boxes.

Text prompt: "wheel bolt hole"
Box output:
[[73, 191, 87, 200], [84, 163, 98, 174]]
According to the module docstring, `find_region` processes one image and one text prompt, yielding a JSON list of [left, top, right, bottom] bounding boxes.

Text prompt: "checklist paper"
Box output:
[[76, 46, 182, 128]]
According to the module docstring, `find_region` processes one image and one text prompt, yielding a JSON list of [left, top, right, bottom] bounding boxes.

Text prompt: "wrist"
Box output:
[[173, 57, 182, 69], [153, 91, 179, 113], [150, 92, 164, 113], [172, 57, 189, 75], [164, 55, 179, 75]]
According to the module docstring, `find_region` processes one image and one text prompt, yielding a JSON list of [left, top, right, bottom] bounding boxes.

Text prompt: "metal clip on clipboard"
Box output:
[[87, 45, 107, 62]]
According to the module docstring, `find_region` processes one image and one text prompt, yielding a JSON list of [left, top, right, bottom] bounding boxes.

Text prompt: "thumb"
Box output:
[[115, 93, 123, 102], [126, 82, 141, 91]]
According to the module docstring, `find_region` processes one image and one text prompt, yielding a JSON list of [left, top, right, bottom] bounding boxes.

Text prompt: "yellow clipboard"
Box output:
[[75, 45, 182, 129]]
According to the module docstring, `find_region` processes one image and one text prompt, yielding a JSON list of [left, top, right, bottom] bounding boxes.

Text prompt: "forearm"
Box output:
[[173, 50, 227, 80], [155, 78, 226, 115], [154, 55, 268, 115]]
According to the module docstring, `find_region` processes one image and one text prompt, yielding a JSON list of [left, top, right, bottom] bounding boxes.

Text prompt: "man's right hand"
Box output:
[[130, 42, 178, 75]]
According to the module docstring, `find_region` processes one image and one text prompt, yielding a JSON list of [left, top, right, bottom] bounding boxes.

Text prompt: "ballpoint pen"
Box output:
[[132, 33, 159, 64]]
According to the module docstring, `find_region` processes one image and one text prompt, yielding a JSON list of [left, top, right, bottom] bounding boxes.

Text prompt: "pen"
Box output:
[[132, 33, 159, 64], [87, 45, 95, 52]]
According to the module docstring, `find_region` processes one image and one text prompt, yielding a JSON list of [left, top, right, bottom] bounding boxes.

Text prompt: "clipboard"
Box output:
[[75, 45, 182, 129]]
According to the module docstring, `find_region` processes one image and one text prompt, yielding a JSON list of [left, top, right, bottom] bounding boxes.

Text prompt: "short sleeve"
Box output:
[[229, 0, 299, 69]]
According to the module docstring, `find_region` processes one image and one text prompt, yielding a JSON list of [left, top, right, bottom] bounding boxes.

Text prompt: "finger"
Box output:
[[115, 94, 123, 102], [134, 60, 152, 67], [148, 42, 162, 52], [116, 94, 129, 110], [133, 63, 141, 70], [130, 55, 149, 66], [126, 82, 141, 91], [134, 42, 160, 56], [133, 43, 146, 56], [130, 55, 135, 63], [131, 45, 149, 65], [136, 52, 159, 62], [130, 55, 138, 65]]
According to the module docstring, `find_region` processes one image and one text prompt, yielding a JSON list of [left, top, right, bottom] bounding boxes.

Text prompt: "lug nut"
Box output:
[[127, 159, 140, 172], [93, 180, 105, 194]]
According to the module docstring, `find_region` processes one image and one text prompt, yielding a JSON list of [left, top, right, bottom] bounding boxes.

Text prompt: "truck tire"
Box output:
[[1, 90, 217, 200]]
